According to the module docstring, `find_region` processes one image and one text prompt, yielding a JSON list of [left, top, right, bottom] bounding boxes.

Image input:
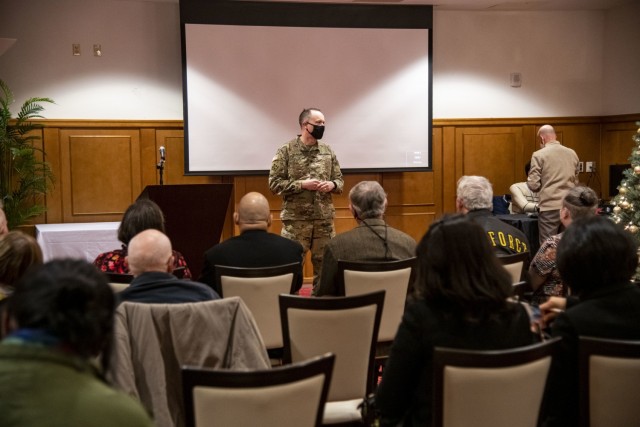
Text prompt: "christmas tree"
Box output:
[[610, 122, 640, 242]]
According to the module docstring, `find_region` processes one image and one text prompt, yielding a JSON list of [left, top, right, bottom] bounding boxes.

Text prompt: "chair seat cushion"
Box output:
[[322, 398, 363, 424]]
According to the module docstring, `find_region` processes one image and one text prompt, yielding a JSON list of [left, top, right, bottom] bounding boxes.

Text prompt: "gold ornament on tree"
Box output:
[[634, 165, 640, 175], [621, 201, 630, 209], [619, 186, 628, 195], [630, 225, 639, 234], [613, 206, 622, 214]]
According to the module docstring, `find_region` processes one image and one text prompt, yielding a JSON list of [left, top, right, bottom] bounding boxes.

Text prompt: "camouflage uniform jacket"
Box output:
[[269, 136, 344, 221]]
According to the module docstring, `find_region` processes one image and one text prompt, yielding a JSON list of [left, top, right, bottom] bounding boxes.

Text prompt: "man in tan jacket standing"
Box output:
[[527, 125, 580, 244]]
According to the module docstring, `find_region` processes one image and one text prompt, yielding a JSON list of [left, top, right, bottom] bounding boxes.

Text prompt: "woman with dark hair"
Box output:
[[375, 214, 535, 426], [542, 216, 640, 427], [0, 259, 153, 427], [529, 186, 598, 304], [93, 199, 192, 279]]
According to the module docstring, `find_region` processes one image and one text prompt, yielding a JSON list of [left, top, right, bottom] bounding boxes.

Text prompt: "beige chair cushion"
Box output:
[[344, 268, 411, 342], [589, 355, 640, 427], [322, 399, 364, 425], [442, 356, 551, 427], [221, 273, 293, 349], [192, 374, 325, 427], [287, 305, 376, 401]]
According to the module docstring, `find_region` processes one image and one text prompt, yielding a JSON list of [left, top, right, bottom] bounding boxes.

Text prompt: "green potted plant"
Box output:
[[0, 78, 54, 229]]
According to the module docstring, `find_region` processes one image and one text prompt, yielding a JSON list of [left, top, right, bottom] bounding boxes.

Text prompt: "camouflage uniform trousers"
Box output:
[[281, 218, 335, 289]]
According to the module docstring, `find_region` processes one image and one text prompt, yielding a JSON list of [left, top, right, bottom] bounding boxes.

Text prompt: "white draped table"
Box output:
[[35, 222, 121, 263]]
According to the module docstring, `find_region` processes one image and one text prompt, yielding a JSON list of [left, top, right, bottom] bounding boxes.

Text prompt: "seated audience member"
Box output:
[[375, 215, 535, 426], [119, 229, 218, 304], [510, 161, 540, 214], [0, 231, 43, 300], [0, 207, 8, 236], [542, 216, 640, 427], [456, 175, 530, 256], [0, 231, 44, 339], [198, 192, 304, 293], [529, 186, 598, 305], [93, 199, 192, 279], [315, 181, 416, 296], [0, 259, 154, 427]]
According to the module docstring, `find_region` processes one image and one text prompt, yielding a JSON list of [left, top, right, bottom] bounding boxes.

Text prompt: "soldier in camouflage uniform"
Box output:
[[268, 108, 344, 290]]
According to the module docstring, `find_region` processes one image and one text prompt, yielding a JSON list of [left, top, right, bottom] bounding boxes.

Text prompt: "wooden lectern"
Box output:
[[138, 184, 233, 280]]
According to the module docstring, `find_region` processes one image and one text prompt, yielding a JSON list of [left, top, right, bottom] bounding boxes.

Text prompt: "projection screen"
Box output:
[[180, 1, 433, 174]]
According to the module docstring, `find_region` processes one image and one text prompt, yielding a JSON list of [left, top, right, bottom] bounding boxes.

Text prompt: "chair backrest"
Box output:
[[337, 257, 416, 343], [182, 353, 335, 427], [108, 298, 270, 427], [215, 263, 301, 350], [579, 336, 640, 427], [512, 281, 533, 303], [499, 251, 530, 284], [433, 338, 560, 427], [279, 291, 384, 402]]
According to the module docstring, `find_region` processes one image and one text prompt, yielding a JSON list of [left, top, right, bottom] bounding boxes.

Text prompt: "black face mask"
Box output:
[[307, 123, 325, 140]]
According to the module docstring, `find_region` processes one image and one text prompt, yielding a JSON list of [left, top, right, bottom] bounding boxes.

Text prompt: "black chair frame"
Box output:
[[579, 336, 640, 427], [214, 262, 302, 297], [433, 337, 560, 427], [182, 353, 335, 427], [335, 257, 417, 296], [279, 291, 385, 396]]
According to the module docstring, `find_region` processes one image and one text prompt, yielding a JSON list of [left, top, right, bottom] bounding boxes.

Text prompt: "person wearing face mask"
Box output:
[[269, 108, 344, 290]]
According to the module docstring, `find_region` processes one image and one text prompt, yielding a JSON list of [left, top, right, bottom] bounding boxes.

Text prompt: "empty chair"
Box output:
[[337, 257, 416, 343], [579, 336, 640, 427], [182, 353, 335, 427], [499, 251, 530, 284], [433, 338, 559, 427], [279, 291, 384, 425], [215, 262, 301, 353]]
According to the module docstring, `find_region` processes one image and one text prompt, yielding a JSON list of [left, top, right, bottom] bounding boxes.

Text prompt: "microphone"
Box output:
[[159, 146, 166, 161]]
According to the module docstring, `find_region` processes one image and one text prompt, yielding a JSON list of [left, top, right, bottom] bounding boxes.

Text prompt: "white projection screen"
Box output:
[[180, 1, 433, 174]]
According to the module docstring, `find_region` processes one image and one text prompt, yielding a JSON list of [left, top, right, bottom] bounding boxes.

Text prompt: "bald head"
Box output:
[[126, 229, 173, 276], [234, 192, 272, 232], [537, 124, 557, 147]]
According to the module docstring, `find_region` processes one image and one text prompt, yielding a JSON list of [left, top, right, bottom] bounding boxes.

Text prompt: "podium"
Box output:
[[138, 184, 233, 280]]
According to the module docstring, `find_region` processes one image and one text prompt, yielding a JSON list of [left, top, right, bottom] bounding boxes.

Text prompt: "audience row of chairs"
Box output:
[[107, 256, 640, 427], [179, 331, 640, 427]]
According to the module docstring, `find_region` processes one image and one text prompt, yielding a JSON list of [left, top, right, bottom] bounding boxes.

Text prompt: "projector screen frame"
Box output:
[[180, 0, 433, 175]]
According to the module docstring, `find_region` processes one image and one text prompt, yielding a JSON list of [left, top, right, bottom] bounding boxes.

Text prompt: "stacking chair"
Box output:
[[279, 291, 384, 426], [215, 262, 302, 357], [105, 266, 186, 293], [499, 251, 530, 284], [336, 257, 416, 343], [433, 338, 560, 427], [579, 336, 640, 427], [182, 353, 335, 427]]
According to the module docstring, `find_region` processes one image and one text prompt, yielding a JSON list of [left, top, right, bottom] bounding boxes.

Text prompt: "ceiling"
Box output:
[[149, 0, 636, 10]]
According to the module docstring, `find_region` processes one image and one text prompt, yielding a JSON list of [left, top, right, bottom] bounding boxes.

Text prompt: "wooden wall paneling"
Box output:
[[552, 123, 602, 197], [454, 126, 523, 196], [43, 127, 63, 224], [382, 171, 433, 242], [441, 126, 457, 214], [601, 122, 639, 199], [59, 129, 141, 222]]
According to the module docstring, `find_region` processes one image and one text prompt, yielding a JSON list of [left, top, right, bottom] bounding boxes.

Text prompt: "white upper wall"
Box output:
[[0, 0, 638, 119]]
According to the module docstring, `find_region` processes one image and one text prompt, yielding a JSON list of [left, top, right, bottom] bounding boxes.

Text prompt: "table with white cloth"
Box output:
[[35, 222, 121, 263]]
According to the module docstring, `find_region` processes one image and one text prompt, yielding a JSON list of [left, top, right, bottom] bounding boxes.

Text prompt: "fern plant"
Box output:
[[0, 79, 54, 229]]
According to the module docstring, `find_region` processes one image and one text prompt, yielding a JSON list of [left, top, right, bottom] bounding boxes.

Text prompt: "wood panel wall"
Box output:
[[31, 115, 640, 280]]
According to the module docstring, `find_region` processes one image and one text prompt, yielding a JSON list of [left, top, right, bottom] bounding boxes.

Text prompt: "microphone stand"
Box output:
[[157, 158, 165, 186]]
